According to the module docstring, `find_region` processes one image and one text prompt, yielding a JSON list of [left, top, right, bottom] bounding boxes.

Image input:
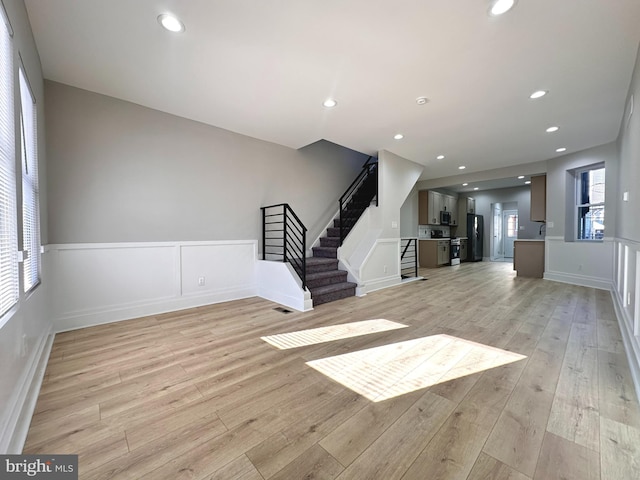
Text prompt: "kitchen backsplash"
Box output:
[[418, 225, 452, 238]]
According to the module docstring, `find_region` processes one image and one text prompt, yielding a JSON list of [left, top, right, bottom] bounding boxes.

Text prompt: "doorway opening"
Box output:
[[502, 210, 518, 259], [490, 203, 518, 262]]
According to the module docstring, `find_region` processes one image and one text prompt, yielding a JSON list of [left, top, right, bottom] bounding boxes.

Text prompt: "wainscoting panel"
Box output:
[[50, 241, 258, 332], [180, 242, 257, 297], [360, 238, 402, 294], [544, 236, 614, 290], [612, 237, 640, 403]]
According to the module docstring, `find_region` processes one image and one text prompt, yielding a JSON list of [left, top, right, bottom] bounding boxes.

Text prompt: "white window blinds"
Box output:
[[20, 67, 39, 292], [0, 7, 18, 317]]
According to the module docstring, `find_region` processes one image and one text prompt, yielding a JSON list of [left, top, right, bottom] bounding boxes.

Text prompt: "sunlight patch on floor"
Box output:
[[306, 334, 527, 402], [261, 319, 408, 349]]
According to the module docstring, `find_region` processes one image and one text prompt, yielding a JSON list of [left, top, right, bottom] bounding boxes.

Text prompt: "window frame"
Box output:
[[0, 3, 18, 322], [19, 64, 40, 293], [575, 163, 605, 242]]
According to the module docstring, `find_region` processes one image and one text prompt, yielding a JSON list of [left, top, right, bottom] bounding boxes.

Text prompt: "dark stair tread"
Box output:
[[305, 257, 338, 267], [312, 246, 338, 258], [306, 257, 338, 275], [311, 283, 357, 306], [306, 270, 345, 280], [320, 237, 340, 247], [309, 281, 357, 295]]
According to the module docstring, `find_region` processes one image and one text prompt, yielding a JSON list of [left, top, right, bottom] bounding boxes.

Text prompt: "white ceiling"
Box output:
[[24, 0, 640, 182]]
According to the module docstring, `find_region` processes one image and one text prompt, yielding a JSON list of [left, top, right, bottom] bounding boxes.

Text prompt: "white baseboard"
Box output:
[[0, 330, 54, 454], [544, 271, 613, 290], [55, 286, 256, 333], [610, 288, 640, 406], [360, 275, 402, 295]]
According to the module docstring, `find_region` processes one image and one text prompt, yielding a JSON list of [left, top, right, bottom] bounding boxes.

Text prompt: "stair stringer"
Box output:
[[337, 207, 384, 296], [308, 198, 376, 258], [307, 208, 340, 257], [256, 260, 313, 312]]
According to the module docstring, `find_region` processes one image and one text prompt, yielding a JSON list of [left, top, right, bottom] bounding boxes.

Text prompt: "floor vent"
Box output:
[[274, 307, 293, 314]]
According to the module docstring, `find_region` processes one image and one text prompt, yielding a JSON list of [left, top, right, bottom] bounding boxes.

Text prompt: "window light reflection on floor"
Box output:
[[261, 319, 408, 349], [306, 334, 527, 402]]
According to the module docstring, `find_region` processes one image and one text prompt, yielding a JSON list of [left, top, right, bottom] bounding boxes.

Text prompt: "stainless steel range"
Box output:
[[450, 237, 461, 265]]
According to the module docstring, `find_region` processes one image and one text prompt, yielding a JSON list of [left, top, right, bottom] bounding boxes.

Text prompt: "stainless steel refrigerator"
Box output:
[[466, 214, 484, 261]]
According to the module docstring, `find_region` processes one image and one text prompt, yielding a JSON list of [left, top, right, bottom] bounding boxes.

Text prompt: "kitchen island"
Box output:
[[513, 239, 545, 278]]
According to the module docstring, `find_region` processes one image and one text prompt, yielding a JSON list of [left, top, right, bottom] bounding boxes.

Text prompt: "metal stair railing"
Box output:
[[261, 203, 307, 289], [338, 156, 378, 245], [400, 238, 418, 279]]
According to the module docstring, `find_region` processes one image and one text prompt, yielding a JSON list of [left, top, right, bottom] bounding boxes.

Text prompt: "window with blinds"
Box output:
[[0, 7, 18, 318], [20, 67, 40, 292]]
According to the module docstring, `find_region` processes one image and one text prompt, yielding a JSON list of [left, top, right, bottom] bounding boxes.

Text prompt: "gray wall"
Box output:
[[472, 185, 541, 257], [45, 80, 367, 244], [545, 141, 618, 240], [617, 43, 640, 242]]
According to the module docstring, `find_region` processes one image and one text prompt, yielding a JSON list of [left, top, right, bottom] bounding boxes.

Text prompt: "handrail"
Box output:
[[400, 238, 418, 279], [261, 203, 307, 289], [339, 156, 378, 245]]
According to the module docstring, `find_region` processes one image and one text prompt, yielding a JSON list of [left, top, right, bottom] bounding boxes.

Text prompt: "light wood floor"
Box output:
[[24, 262, 640, 479]]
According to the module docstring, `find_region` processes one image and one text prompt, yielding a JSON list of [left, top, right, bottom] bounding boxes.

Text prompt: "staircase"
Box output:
[[307, 219, 356, 306], [261, 157, 377, 307], [307, 160, 378, 306]]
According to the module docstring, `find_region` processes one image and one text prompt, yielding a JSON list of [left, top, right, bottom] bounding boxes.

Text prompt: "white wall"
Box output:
[[340, 150, 423, 293], [400, 185, 419, 238], [0, 0, 52, 454], [374, 151, 424, 238]]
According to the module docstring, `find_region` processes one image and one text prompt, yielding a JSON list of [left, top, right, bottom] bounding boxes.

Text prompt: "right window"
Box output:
[[576, 164, 605, 240]]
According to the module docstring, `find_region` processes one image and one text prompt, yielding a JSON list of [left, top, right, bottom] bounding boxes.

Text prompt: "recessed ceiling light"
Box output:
[[462, 183, 469, 186], [323, 99, 337, 108], [517, 175, 525, 179], [546, 126, 559, 133], [525, 181, 531, 185], [489, 0, 516, 16], [436, 155, 445, 160], [394, 134, 404, 140], [473, 187, 479, 191], [458, 166, 466, 170], [529, 90, 547, 99], [416, 97, 429, 105], [158, 13, 185, 33], [556, 147, 567, 153]]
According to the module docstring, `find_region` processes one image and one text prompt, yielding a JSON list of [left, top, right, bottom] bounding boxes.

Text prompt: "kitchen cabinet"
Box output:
[[430, 191, 443, 224], [514, 240, 544, 278], [530, 175, 546, 222], [466, 197, 475, 214], [456, 197, 475, 236], [419, 239, 450, 267], [460, 239, 468, 262], [443, 194, 458, 226], [419, 190, 458, 226], [437, 240, 450, 265], [419, 190, 443, 225]]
